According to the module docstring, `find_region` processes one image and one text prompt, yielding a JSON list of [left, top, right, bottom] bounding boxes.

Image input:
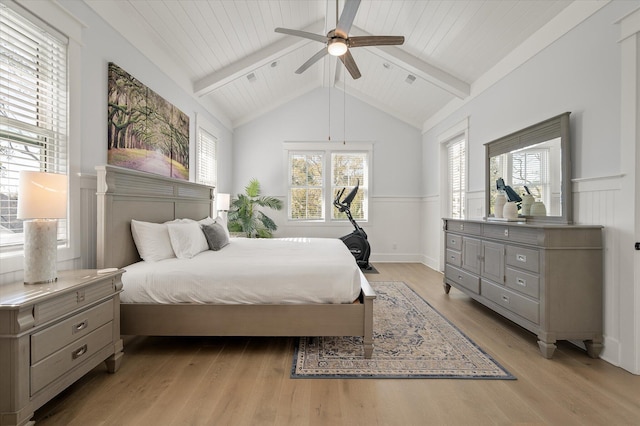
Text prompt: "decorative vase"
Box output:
[[503, 201, 518, 220], [530, 200, 547, 216], [494, 193, 506, 218], [521, 194, 534, 215]]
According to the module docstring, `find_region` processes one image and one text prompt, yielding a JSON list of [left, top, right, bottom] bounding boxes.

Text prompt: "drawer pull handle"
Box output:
[[501, 295, 510, 304], [72, 344, 88, 360], [451, 239, 456, 245], [504, 229, 509, 237], [73, 320, 88, 333], [517, 254, 527, 262], [517, 278, 526, 287], [458, 275, 463, 281]]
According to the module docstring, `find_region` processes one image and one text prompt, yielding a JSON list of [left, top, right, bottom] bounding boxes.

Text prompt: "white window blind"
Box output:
[[289, 151, 324, 220], [196, 127, 217, 187], [0, 3, 68, 248], [510, 148, 549, 204], [331, 152, 368, 220], [447, 138, 465, 219]]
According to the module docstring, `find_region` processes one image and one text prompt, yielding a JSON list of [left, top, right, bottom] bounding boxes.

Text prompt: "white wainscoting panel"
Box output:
[[80, 175, 98, 269], [421, 195, 441, 271], [272, 196, 423, 263], [573, 175, 622, 365]]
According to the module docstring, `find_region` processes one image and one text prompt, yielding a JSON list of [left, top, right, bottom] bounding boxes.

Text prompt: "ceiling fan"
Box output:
[[274, 0, 404, 80]]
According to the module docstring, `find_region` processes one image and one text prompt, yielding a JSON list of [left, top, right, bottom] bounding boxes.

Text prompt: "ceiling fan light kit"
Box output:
[[327, 38, 348, 56], [275, 0, 404, 80]]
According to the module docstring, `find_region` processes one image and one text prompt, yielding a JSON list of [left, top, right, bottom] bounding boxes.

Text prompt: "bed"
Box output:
[[95, 165, 375, 358]]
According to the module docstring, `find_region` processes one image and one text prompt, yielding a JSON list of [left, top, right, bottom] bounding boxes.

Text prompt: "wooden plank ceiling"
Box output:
[[86, 0, 573, 129]]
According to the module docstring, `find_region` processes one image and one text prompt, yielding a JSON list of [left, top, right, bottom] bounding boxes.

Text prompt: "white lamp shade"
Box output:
[[327, 39, 348, 56], [17, 171, 68, 219], [216, 193, 230, 211]]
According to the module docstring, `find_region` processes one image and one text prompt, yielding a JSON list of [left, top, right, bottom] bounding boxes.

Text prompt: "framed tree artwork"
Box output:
[[107, 63, 189, 180]]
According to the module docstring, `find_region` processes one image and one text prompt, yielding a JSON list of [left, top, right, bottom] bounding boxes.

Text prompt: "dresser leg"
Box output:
[[584, 339, 603, 359], [105, 338, 124, 373], [538, 340, 556, 358], [444, 283, 451, 294]]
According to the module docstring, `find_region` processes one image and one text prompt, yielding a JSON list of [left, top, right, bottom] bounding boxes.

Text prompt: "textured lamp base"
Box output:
[[23, 219, 58, 284]]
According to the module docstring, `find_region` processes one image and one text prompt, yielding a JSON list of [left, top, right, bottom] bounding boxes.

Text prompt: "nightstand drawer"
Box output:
[[31, 299, 114, 364], [34, 279, 116, 326], [30, 322, 113, 395]]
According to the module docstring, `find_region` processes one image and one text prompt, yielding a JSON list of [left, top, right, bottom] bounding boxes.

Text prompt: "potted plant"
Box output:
[[227, 178, 283, 238]]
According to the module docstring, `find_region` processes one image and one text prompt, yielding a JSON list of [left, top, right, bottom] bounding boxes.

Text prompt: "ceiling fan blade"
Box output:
[[275, 27, 328, 44], [295, 48, 329, 74], [339, 50, 361, 80], [335, 0, 361, 39], [349, 35, 405, 48]]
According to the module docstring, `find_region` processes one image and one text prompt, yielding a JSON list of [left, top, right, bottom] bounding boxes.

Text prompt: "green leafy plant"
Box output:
[[227, 178, 283, 238]]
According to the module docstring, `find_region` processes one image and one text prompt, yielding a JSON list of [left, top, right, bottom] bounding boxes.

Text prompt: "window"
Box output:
[[0, 3, 68, 249], [286, 143, 370, 222], [331, 152, 367, 220], [289, 152, 324, 220], [490, 147, 550, 207], [196, 127, 217, 188], [447, 137, 465, 219]]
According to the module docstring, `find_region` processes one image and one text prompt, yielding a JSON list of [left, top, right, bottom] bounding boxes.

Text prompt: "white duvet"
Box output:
[[120, 237, 363, 304]]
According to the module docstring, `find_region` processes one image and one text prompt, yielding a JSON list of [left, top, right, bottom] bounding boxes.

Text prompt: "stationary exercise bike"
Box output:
[[333, 181, 372, 270]]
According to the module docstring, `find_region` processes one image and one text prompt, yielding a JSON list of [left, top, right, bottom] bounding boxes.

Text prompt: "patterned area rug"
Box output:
[[291, 281, 515, 379]]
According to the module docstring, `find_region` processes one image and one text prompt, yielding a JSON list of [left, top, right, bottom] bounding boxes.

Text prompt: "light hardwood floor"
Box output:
[[34, 263, 639, 425]]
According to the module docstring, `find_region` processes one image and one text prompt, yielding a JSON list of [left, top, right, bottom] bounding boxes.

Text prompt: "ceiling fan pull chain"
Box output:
[[343, 74, 346, 145]]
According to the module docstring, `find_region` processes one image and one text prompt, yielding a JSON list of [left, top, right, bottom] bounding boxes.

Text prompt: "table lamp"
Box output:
[[17, 171, 67, 284], [216, 193, 230, 212]]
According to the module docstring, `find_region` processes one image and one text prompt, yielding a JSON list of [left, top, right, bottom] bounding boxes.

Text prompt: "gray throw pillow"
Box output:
[[201, 222, 230, 251]]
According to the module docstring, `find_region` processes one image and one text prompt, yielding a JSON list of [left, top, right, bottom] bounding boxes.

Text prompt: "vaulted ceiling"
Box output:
[[86, 0, 577, 130]]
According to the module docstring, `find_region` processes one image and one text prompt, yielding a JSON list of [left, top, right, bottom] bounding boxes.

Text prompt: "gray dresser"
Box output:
[[443, 218, 603, 358], [0, 269, 123, 426]]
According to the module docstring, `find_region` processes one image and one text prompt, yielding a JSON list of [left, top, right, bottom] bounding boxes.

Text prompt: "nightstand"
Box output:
[[0, 269, 124, 426]]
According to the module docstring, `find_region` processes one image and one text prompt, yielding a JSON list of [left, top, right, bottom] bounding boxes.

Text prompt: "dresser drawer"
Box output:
[[482, 280, 539, 324], [34, 279, 116, 326], [445, 249, 462, 267], [506, 245, 539, 273], [446, 233, 462, 250], [446, 220, 482, 235], [31, 322, 113, 395], [31, 299, 114, 364], [505, 267, 540, 300], [445, 264, 480, 294]]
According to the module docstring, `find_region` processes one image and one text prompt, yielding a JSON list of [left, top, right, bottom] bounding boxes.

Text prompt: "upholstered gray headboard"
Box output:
[[96, 165, 214, 269]]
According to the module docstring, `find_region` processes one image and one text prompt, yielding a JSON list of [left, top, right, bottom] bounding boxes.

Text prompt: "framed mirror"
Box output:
[[485, 112, 572, 224]]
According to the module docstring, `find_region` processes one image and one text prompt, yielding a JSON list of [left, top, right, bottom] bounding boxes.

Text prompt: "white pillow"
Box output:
[[198, 216, 216, 226], [130, 219, 176, 262], [167, 221, 209, 259]]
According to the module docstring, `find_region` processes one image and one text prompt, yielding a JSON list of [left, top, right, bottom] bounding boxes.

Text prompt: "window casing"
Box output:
[[285, 143, 371, 223], [196, 127, 217, 188], [447, 137, 466, 219], [0, 3, 68, 250]]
